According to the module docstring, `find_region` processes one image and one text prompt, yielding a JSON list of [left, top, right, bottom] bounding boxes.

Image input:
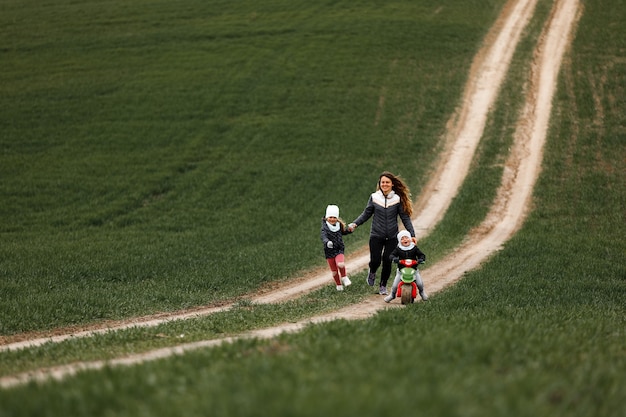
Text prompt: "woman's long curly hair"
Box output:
[[377, 171, 413, 217]]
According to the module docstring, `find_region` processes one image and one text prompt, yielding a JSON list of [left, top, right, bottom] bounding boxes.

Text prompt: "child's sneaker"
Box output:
[[384, 294, 393, 303], [420, 290, 429, 301], [341, 276, 352, 287], [336, 285, 344, 291], [379, 285, 387, 295], [366, 271, 376, 286]]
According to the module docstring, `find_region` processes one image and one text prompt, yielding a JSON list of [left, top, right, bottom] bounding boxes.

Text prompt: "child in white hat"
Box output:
[[320, 204, 353, 291], [384, 230, 428, 302]]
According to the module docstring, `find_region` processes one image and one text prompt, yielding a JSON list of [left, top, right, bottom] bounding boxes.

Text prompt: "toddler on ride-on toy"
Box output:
[[384, 230, 429, 303]]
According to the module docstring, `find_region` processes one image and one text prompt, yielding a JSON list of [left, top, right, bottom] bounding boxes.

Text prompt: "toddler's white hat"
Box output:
[[397, 230, 412, 243], [325, 204, 339, 218]]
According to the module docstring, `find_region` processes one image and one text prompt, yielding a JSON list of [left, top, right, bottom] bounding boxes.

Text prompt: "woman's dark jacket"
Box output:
[[352, 190, 415, 240]]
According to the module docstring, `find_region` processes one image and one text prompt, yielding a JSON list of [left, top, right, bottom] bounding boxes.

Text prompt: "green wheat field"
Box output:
[[0, 0, 624, 416]]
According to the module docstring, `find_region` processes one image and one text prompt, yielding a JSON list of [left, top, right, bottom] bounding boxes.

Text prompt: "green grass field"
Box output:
[[1, 0, 496, 334], [1, 0, 624, 416]]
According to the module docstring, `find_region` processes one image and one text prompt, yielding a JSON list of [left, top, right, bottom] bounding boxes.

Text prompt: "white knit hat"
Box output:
[[325, 204, 339, 218], [397, 230, 411, 243]]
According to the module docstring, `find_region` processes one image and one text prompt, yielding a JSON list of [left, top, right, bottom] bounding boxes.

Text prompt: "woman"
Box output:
[[348, 171, 415, 295]]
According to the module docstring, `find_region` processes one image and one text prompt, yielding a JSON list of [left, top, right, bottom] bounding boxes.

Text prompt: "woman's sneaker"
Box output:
[[379, 285, 387, 295], [341, 276, 352, 287], [366, 271, 376, 286]]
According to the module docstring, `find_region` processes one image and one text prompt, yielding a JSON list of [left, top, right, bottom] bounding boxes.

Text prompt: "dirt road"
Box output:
[[0, 0, 581, 388]]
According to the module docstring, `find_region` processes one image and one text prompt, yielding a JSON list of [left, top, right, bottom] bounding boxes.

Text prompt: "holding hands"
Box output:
[[348, 223, 357, 232]]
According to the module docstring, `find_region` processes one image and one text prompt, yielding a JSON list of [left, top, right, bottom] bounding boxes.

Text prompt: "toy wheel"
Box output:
[[400, 283, 413, 305]]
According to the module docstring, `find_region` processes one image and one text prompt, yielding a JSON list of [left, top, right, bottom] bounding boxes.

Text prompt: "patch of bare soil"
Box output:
[[0, 0, 581, 388]]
